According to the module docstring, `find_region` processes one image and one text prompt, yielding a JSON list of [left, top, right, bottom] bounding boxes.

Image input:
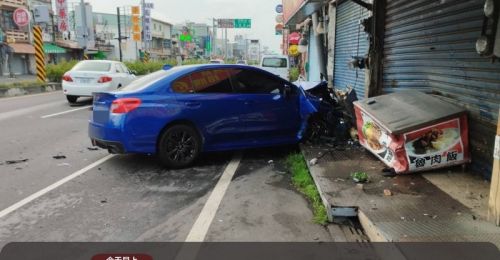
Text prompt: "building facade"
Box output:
[[0, 0, 35, 76]]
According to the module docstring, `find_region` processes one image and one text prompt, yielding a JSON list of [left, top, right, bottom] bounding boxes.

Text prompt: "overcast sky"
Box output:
[[85, 0, 283, 52]]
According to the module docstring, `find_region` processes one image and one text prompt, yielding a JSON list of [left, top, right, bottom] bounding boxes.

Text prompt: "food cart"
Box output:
[[354, 90, 470, 174]]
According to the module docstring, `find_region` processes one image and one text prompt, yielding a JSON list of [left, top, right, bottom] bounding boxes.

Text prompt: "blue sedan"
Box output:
[[89, 64, 321, 168]]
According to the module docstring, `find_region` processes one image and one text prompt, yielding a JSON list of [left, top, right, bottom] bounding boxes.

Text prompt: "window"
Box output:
[[73, 61, 112, 72], [121, 67, 183, 92], [229, 69, 284, 94], [262, 57, 288, 68], [1, 10, 18, 31], [115, 63, 124, 73], [171, 69, 233, 94]]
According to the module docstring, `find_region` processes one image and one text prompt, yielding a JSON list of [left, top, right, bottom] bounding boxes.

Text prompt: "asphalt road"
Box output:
[[0, 91, 337, 247]]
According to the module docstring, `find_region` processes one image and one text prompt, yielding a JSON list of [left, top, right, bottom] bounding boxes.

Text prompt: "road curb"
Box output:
[[0, 83, 62, 98]]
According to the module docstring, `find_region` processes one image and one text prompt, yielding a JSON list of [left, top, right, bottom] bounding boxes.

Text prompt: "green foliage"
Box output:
[[124, 60, 176, 75], [351, 172, 369, 183], [289, 67, 300, 82], [182, 59, 208, 65], [46, 60, 79, 82], [0, 80, 47, 89], [286, 153, 328, 225]]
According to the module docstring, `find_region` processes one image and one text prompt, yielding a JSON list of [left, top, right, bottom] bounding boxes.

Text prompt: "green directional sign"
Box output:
[[234, 19, 251, 28]]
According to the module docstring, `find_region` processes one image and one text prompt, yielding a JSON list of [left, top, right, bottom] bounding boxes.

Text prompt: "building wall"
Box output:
[[382, 0, 499, 177]]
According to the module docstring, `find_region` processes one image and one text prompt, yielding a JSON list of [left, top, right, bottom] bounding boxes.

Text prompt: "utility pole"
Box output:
[[212, 18, 216, 58], [116, 7, 123, 62], [80, 0, 88, 57]]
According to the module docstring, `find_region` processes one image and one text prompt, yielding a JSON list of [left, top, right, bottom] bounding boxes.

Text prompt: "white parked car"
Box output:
[[209, 59, 225, 64], [259, 55, 290, 80], [62, 60, 136, 103]]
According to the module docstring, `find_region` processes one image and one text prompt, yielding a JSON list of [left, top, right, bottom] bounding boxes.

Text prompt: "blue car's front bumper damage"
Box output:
[[296, 81, 327, 140]]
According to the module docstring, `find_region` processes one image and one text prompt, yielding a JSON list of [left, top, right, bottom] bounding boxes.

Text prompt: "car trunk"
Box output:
[[70, 71, 109, 85], [92, 92, 117, 124]]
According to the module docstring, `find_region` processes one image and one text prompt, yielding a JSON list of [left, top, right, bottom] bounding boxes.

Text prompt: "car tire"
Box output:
[[66, 95, 78, 103], [158, 124, 201, 168]]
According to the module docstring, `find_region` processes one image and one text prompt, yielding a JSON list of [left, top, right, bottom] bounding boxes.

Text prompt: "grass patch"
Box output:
[[286, 153, 328, 225]]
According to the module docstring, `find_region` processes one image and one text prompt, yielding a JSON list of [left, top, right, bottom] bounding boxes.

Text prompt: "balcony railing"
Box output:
[[6, 29, 29, 43], [0, 0, 28, 9]]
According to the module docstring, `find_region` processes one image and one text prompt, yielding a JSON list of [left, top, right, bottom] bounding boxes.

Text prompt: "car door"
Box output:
[[171, 69, 248, 150], [228, 68, 302, 144]]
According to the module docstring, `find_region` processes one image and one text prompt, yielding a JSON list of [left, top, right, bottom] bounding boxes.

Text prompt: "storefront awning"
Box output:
[[284, 0, 323, 28], [43, 43, 66, 54], [55, 39, 82, 50], [8, 43, 35, 54]]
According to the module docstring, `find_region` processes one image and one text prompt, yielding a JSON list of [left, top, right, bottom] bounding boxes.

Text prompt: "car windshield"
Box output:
[[72, 61, 112, 72], [262, 58, 287, 68], [120, 67, 182, 92]]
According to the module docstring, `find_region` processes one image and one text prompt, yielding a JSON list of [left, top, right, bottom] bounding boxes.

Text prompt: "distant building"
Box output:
[[93, 12, 172, 61], [0, 0, 35, 76]]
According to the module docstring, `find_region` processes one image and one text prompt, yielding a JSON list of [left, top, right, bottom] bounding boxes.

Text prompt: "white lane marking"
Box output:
[[185, 152, 242, 242], [41, 105, 92, 119], [0, 101, 66, 122], [0, 154, 116, 219]]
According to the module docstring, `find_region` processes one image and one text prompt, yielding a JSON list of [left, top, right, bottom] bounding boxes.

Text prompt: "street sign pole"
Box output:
[[80, 0, 88, 59]]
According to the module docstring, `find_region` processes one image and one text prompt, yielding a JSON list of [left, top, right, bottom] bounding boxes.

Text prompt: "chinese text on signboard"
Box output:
[[56, 0, 69, 32]]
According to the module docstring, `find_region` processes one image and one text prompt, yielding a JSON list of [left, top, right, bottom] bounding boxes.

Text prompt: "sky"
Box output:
[[85, 0, 283, 53]]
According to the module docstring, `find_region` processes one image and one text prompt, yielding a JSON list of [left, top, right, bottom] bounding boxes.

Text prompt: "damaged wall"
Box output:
[[333, 0, 371, 98], [382, 0, 499, 178]]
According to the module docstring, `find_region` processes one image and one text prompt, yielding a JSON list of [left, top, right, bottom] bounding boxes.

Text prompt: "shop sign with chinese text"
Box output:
[[56, 0, 69, 32]]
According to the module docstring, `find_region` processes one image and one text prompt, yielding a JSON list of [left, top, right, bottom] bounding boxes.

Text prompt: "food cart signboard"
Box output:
[[404, 119, 464, 171], [359, 112, 396, 167]]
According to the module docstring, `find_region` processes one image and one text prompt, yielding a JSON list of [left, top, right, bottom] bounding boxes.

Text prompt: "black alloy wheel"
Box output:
[[158, 124, 201, 168]]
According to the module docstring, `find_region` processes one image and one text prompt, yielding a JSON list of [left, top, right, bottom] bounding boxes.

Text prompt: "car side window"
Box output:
[[189, 69, 233, 93], [229, 69, 284, 94], [120, 64, 129, 73], [115, 63, 124, 73], [172, 75, 194, 94]]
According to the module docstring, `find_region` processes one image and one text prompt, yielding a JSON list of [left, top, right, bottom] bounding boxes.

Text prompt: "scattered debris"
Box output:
[[432, 215, 438, 219], [268, 160, 274, 164], [313, 237, 319, 241], [6, 159, 28, 165], [384, 189, 393, 196], [382, 168, 396, 177], [52, 155, 66, 160], [57, 163, 71, 167], [309, 158, 318, 166], [356, 184, 364, 190], [371, 207, 378, 211], [100, 199, 107, 203], [472, 215, 477, 220], [410, 182, 415, 186], [423, 213, 429, 216], [98, 168, 102, 171], [351, 172, 368, 183], [15, 167, 23, 170], [87, 147, 99, 151], [400, 216, 405, 220]]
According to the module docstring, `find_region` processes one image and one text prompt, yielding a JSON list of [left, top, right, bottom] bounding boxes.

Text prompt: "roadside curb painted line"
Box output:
[[41, 105, 92, 119], [185, 152, 242, 242], [0, 154, 116, 219]]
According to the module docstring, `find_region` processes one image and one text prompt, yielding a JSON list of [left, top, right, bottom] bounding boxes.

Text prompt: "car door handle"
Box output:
[[185, 101, 201, 108]]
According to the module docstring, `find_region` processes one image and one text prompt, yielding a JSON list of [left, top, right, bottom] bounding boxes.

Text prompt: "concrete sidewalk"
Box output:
[[301, 143, 500, 247]]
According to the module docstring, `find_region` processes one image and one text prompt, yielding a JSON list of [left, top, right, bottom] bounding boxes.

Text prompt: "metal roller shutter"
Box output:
[[383, 0, 500, 176], [334, 0, 371, 98]]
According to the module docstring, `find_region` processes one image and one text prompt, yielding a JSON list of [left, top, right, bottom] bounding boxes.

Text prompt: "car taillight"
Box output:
[[98, 76, 113, 83], [62, 74, 73, 82], [111, 98, 142, 114]]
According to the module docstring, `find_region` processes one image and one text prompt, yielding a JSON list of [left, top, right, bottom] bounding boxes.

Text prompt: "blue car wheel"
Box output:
[[158, 124, 202, 168]]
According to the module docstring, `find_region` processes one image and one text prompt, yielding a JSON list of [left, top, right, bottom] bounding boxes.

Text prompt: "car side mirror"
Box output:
[[129, 70, 137, 75]]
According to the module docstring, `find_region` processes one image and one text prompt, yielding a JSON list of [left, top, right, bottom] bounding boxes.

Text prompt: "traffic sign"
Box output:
[[13, 8, 30, 27], [276, 4, 283, 13], [234, 19, 251, 28]]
